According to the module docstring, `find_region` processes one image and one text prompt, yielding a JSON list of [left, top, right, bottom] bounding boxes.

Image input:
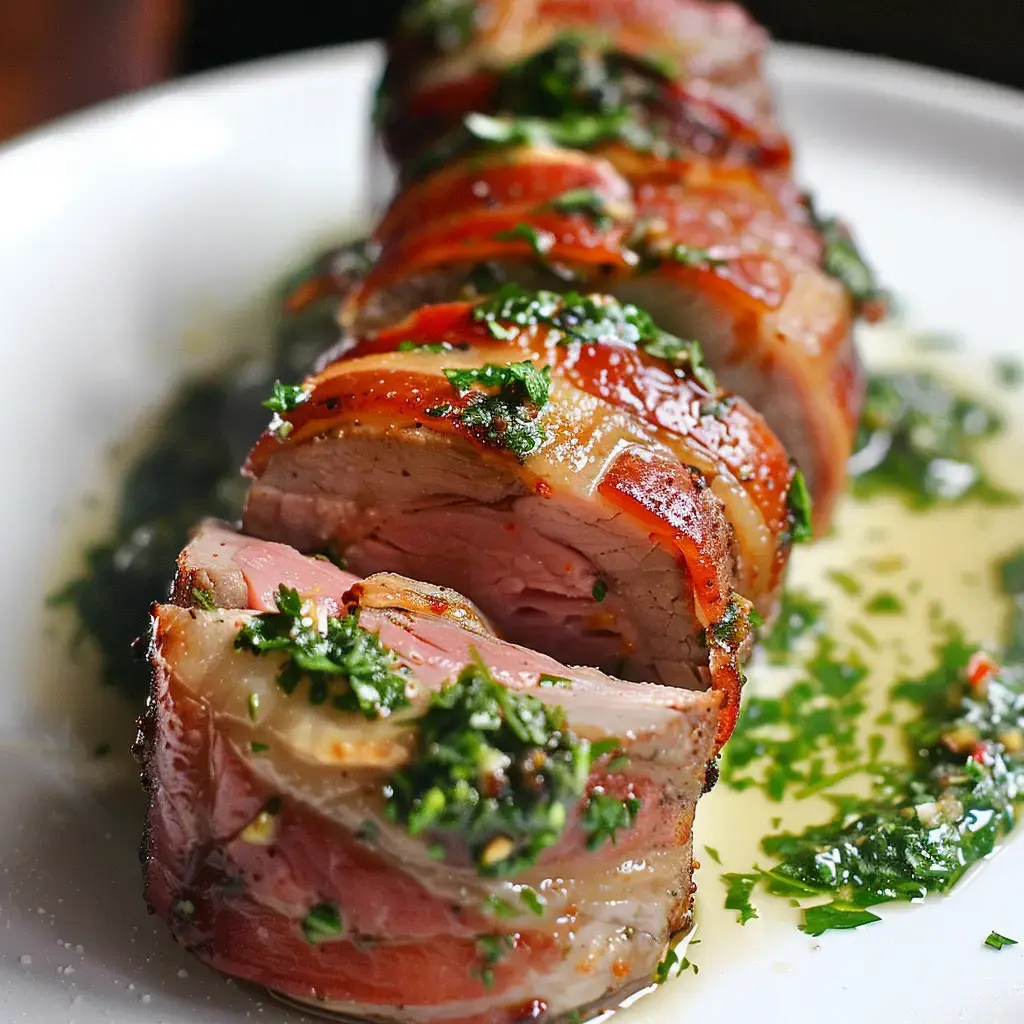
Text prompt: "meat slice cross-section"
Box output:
[[243, 292, 775, 747], [140, 522, 720, 1023]]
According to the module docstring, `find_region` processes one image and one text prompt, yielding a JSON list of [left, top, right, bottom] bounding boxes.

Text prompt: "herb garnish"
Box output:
[[786, 469, 813, 544], [494, 223, 555, 260], [235, 585, 410, 718], [849, 371, 1015, 508], [669, 244, 728, 269], [723, 544, 1024, 936], [408, 35, 677, 177], [984, 931, 1018, 950], [653, 947, 698, 983], [592, 579, 608, 602], [397, 340, 470, 354], [722, 633, 869, 801], [581, 792, 640, 849], [263, 380, 308, 414], [442, 361, 552, 462], [471, 285, 718, 391], [384, 655, 594, 875], [546, 188, 614, 228], [808, 201, 886, 313], [302, 901, 343, 944], [191, 587, 216, 611], [722, 872, 760, 925]]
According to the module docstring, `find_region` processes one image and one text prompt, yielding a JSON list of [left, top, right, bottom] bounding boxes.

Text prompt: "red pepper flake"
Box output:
[[513, 999, 548, 1020], [534, 479, 553, 498], [428, 597, 450, 616], [966, 652, 1000, 691], [970, 741, 993, 764]]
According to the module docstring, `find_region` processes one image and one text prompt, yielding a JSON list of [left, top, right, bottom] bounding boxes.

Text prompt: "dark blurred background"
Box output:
[[1, 0, 1021, 144]]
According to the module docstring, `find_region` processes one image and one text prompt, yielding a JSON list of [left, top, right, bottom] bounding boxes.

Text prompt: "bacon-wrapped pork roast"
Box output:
[[379, 0, 787, 170], [359, 0, 884, 532], [140, 0, 884, 1015], [141, 522, 720, 1022], [241, 290, 799, 746]]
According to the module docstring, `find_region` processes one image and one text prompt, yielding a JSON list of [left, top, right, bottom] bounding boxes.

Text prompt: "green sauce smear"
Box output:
[[849, 371, 1016, 508], [49, 247, 352, 699], [724, 550, 1024, 935]]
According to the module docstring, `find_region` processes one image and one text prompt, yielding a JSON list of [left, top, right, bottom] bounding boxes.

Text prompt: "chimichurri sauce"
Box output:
[[49, 246, 350, 699], [47, 252, 1024, 944], [848, 370, 1015, 508], [725, 560, 1024, 935]]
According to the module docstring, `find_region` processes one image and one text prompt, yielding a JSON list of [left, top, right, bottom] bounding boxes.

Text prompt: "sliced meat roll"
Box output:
[[345, 144, 863, 531], [380, 30, 789, 174], [243, 292, 774, 746], [381, 0, 779, 165], [141, 522, 720, 1023]]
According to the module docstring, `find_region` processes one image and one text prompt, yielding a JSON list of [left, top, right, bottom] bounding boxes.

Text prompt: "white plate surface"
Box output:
[[0, 42, 1022, 1024]]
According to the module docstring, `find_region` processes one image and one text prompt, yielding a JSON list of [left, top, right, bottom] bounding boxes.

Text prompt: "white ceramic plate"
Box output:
[[1, 41, 1023, 1024]]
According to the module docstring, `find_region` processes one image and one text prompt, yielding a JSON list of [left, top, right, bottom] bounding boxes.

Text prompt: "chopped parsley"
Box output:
[[722, 872, 760, 925], [786, 469, 814, 544], [408, 36, 677, 177], [721, 632, 869, 800], [384, 655, 593, 875], [442, 360, 552, 462], [546, 187, 614, 228], [760, 588, 826, 664], [471, 285, 717, 391], [538, 673, 573, 688], [580, 792, 640, 850], [397, 340, 469, 354], [262, 380, 308, 414], [849, 371, 1015, 509], [669, 243, 728, 269], [494, 223, 555, 260], [984, 931, 1018, 950], [519, 886, 546, 916], [302, 901, 343, 944], [724, 546, 1024, 936], [235, 585, 410, 717], [191, 586, 216, 611], [494, 36, 669, 121], [592, 579, 608, 602], [864, 591, 904, 615], [653, 947, 698, 983], [808, 201, 886, 312]]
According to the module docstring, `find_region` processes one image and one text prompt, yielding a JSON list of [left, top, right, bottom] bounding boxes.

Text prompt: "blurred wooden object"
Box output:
[[0, 0, 183, 143]]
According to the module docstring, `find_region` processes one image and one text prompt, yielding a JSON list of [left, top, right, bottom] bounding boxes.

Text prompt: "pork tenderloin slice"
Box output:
[[344, 146, 861, 531], [141, 527, 719, 1021], [242, 345, 752, 743], [336, 296, 795, 608]]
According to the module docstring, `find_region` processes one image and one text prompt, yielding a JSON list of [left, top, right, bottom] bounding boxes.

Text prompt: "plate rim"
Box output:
[[0, 39, 1021, 170]]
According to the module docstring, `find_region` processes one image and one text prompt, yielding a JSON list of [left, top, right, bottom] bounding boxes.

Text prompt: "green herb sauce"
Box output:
[[384, 654, 614, 875], [47, 247, 358, 699], [472, 284, 718, 392], [807, 201, 886, 313], [235, 585, 411, 717], [849, 371, 1016, 508], [407, 31, 680, 180], [547, 188, 614, 228], [723, 546, 1024, 935], [442, 360, 553, 462]]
